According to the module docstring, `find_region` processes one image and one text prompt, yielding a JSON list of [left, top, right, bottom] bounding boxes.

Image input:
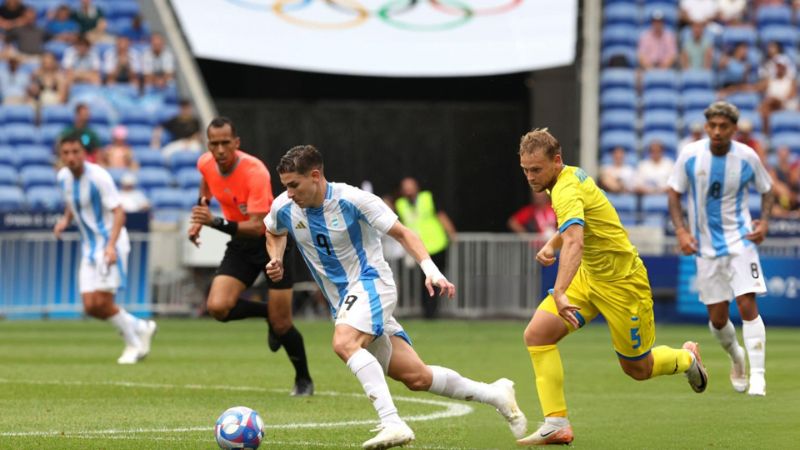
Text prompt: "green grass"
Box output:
[[0, 319, 798, 449]]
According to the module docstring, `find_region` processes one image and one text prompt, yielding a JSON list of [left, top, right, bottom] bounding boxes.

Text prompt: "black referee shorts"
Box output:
[[215, 234, 295, 290]]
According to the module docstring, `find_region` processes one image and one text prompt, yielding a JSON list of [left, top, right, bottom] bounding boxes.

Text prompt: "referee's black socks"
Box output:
[[279, 326, 312, 382], [220, 299, 269, 321]]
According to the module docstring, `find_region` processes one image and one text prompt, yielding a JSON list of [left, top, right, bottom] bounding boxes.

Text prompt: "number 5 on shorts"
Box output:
[[630, 327, 641, 350]]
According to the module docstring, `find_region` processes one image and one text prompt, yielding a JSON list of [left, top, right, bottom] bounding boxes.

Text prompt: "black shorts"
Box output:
[[215, 235, 295, 290]]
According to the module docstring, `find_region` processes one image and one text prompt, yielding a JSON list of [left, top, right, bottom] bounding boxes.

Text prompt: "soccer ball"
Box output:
[[214, 406, 265, 449]]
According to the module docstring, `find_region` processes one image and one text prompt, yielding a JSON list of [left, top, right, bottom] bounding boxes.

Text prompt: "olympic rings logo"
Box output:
[[226, 0, 523, 31]]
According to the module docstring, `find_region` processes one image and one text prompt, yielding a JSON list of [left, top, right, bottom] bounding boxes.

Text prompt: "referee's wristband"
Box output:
[[210, 216, 238, 236], [419, 258, 444, 281]]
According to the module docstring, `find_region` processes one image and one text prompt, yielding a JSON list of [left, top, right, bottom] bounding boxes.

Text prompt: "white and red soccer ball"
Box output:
[[215, 406, 265, 449]]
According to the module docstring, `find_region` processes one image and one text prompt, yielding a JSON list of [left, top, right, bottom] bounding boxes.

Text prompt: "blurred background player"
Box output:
[[517, 129, 706, 446], [189, 117, 313, 396], [667, 102, 773, 396], [53, 135, 156, 364], [265, 145, 527, 449]]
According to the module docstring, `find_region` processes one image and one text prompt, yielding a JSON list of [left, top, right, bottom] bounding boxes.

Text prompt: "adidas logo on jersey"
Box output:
[[295, 221, 307, 230]]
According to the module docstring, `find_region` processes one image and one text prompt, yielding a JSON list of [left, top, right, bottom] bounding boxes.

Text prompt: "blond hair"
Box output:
[[519, 128, 562, 159]]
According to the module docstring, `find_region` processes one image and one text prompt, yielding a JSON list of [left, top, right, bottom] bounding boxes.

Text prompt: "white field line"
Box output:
[[0, 378, 474, 439]]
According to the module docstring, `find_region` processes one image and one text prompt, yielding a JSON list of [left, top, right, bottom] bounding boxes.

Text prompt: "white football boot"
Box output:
[[362, 422, 415, 450], [747, 372, 766, 396], [730, 345, 748, 393], [117, 345, 141, 364], [682, 341, 708, 393], [490, 378, 528, 439], [517, 418, 574, 446], [136, 320, 157, 360]]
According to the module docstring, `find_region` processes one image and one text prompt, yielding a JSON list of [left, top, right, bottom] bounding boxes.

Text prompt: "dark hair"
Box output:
[[59, 133, 85, 149], [277, 145, 324, 175], [74, 102, 88, 114], [207, 116, 237, 137]]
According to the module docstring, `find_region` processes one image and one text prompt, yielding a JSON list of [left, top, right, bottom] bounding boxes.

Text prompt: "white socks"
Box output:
[[709, 320, 743, 360], [109, 309, 142, 348], [347, 349, 402, 426], [743, 315, 766, 376], [428, 365, 497, 406]]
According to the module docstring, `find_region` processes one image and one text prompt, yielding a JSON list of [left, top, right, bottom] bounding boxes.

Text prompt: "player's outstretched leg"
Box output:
[[268, 288, 314, 396], [645, 343, 707, 393], [709, 320, 747, 393]]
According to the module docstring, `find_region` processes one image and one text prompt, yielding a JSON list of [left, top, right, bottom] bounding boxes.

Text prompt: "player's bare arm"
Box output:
[[551, 223, 583, 329], [746, 189, 774, 245], [667, 187, 698, 255], [387, 221, 455, 298], [53, 204, 74, 240], [536, 232, 563, 266], [104, 205, 126, 264], [265, 231, 288, 282]]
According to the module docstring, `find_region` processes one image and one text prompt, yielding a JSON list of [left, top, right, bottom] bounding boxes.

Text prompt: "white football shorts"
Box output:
[[695, 244, 767, 305], [79, 251, 128, 294]]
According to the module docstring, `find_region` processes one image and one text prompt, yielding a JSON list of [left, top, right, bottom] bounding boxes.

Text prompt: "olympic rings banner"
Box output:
[[171, 0, 577, 77]]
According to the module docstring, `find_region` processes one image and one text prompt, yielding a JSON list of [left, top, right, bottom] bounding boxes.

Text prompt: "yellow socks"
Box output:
[[528, 344, 567, 417], [650, 345, 693, 378]]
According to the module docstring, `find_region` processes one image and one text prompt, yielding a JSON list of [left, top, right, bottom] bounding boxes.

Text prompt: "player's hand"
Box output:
[[425, 276, 456, 299], [188, 222, 202, 247], [745, 219, 768, 245], [675, 228, 698, 255], [191, 198, 213, 225], [536, 244, 557, 266], [553, 291, 581, 329], [265, 258, 284, 282], [53, 217, 69, 239], [104, 245, 118, 265]]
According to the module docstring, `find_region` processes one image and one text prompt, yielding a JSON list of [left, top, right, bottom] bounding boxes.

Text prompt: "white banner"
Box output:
[[171, 0, 577, 77]]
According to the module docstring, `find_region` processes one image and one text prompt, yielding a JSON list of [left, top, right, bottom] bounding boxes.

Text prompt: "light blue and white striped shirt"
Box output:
[[668, 139, 772, 258], [58, 162, 130, 264], [265, 182, 398, 314]]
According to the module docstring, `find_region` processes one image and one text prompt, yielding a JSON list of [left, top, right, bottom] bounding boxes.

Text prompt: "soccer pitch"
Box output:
[[1, 319, 798, 449]]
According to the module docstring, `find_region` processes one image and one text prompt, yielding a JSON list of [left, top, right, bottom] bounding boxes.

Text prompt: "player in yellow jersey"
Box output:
[[516, 129, 708, 446]]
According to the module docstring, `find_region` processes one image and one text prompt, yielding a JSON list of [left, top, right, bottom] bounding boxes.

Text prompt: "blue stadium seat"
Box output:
[[641, 3, 678, 28], [642, 69, 679, 91], [642, 110, 678, 133], [40, 105, 73, 126], [640, 214, 665, 228], [43, 40, 69, 60], [126, 125, 154, 147], [605, 193, 637, 213], [38, 124, 64, 147], [119, 104, 155, 126], [70, 82, 103, 99], [88, 106, 113, 127], [603, 4, 640, 27], [2, 105, 36, 124], [642, 89, 679, 112], [642, 130, 678, 155], [106, 83, 139, 99], [682, 110, 706, 135], [642, 193, 669, 214], [169, 150, 200, 172], [738, 110, 763, 133], [720, 26, 758, 50], [6, 124, 39, 146], [770, 132, 800, 152], [175, 168, 201, 190], [724, 92, 760, 111], [756, 5, 792, 28], [149, 187, 185, 209], [16, 145, 53, 169], [604, 0, 637, 5], [0, 165, 17, 186], [680, 69, 714, 91], [601, 45, 637, 68], [768, 111, 800, 135], [26, 186, 64, 211], [137, 167, 173, 191], [600, 110, 637, 133], [681, 89, 716, 113], [0, 186, 25, 211], [600, 88, 637, 112], [94, 125, 112, 146], [106, 167, 127, 186], [0, 146, 17, 167], [602, 25, 639, 49], [600, 68, 636, 92], [19, 166, 56, 189], [600, 150, 639, 167], [600, 130, 637, 153], [157, 105, 179, 124], [133, 148, 165, 168], [104, 0, 140, 20], [760, 26, 799, 50]]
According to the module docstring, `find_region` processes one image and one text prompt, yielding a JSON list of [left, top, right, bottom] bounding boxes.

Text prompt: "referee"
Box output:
[[189, 117, 313, 396]]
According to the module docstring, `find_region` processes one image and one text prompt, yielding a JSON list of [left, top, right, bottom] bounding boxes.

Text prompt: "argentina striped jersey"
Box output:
[[667, 139, 772, 258], [265, 182, 397, 314], [58, 162, 130, 264]]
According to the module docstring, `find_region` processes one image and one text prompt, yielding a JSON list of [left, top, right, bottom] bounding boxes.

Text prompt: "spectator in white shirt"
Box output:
[[636, 140, 675, 194], [62, 34, 101, 85], [600, 146, 636, 193], [680, 0, 718, 25], [0, 53, 30, 104], [103, 36, 140, 88], [141, 32, 174, 88], [118, 173, 150, 213]]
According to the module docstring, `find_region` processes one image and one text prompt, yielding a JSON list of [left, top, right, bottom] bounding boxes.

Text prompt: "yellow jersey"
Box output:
[[549, 165, 641, 281]]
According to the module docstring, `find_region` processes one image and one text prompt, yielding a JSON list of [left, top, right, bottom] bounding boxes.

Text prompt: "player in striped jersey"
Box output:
[[667, 101, 774, 396], [264, 145, 527, 450], [54, 135, 157, 365]]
